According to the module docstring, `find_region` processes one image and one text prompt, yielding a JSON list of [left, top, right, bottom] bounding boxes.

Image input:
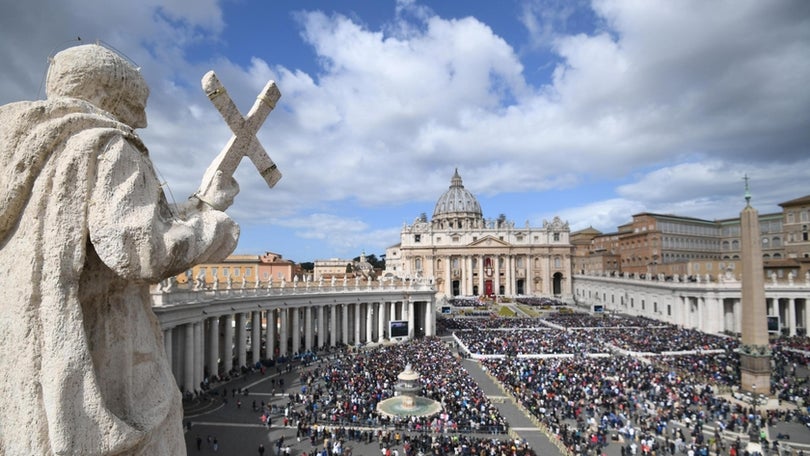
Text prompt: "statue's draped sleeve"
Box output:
[[88, 133, 238, 281]]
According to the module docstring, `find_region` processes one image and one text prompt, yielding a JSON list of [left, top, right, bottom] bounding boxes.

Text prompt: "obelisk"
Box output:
[[739, 176, 771, 394]]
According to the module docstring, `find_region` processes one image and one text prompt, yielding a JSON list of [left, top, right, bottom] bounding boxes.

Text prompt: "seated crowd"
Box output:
[[284, 337, 509, 434], [515, 297, 566, 307], [596, 328, 738, 354], [457, 329, 608, 356], [543, 313, 665, 329], [482, 355, 759, 456]]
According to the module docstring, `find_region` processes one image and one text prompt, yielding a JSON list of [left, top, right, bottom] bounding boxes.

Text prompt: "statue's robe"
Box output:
[[0, 97, 237, 455]]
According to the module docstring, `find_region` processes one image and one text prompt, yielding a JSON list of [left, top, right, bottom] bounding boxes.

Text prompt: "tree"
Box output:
[[354, 253, 385, 270], [299, 262, 314, 272]]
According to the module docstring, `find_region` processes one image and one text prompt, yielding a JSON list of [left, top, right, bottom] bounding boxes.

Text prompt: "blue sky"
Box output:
[[2, 0, 809, 263]]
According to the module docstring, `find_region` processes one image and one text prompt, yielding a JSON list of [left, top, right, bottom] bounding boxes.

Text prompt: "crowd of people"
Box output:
[[446, 298, 484, 307], [596, 328, 738, 354], [397, 433, 536, 456], [516, 297, 567, 307], [456, 329, 607, 356], [542, 314, 665, 329], [481, 355, 757, 456], [278, 337, 509, 434], [444, 314, 740, 357]]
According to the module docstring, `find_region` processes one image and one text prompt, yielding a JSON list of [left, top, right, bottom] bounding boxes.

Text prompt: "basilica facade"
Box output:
[[385, 170, 573, 300]]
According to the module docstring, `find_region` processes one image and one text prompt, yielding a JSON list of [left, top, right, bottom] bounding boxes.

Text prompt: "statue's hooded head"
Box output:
[[46, 44, 149, 128]]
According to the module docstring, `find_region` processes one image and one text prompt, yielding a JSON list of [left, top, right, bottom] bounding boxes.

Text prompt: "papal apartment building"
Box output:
[[385, 169, 573, 300], [572, 194, 810, 280]]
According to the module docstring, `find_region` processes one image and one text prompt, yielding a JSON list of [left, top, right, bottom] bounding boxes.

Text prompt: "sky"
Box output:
[[1, 0, 808, 263]]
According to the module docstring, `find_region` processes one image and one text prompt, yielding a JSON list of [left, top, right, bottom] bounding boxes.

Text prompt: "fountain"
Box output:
[[376, 364, 442, 418]]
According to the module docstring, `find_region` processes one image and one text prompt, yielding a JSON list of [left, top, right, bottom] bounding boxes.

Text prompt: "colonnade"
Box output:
[[573, 274, 810, 337], [155, 291, 435, 395]]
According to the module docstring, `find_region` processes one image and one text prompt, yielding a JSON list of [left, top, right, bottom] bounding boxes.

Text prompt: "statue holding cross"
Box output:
[[0, 43, 282, 455]]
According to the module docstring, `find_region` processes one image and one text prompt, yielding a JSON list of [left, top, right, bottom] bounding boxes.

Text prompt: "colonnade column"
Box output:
[[194, 322, 203, 390], [804, 298, 810, 337], [251, 311, 261, 365], [354, 303, 361, 344], [208, 316, 219, 377], [265, 309, 275, 360], [236, 313, 247, 369], [290, 307, 299, 355], [407, 299, 415, 339], [366, 303, 374, 342], [424, 299, 434, 336], [223, 314, 234, 373], [330, 305, 337, 347], [377, 302, 386, 342], [390, 302, 397, 321], [317, 305, 325, 348], [183, 323, 195, 394], [789, 298, 797, 336], [279, 308, 288, 357], [341, 305, 349, 345], [305, 306, 313, 351]]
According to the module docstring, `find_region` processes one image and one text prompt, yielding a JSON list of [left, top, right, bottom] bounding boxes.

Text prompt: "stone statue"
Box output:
[[194, 269, 207, 290], [0, 45, 242, 454]]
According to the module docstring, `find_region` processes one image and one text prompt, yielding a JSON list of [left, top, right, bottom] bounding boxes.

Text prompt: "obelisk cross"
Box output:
[[197, 70, 282, 198]]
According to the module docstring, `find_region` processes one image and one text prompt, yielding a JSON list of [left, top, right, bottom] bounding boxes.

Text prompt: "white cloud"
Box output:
[[2, 0, 808, 259], [547, 198, 646, 234], [274, 213, 401, 256]]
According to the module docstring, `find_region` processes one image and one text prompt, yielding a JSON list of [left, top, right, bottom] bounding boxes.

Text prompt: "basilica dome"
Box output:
[[432, 169, 483, 221]]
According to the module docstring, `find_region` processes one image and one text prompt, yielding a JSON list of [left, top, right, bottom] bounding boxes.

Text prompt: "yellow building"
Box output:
[[175, 251, 302, 286]]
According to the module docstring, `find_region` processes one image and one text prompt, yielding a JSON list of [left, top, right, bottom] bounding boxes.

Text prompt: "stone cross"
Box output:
[[198, 71, 282, 198]]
